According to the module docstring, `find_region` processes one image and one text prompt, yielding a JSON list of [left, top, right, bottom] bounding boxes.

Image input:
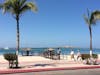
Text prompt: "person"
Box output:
[[70, 49, 75, 61], [57, 48, 61, 60], [77, 49, 82, 61]]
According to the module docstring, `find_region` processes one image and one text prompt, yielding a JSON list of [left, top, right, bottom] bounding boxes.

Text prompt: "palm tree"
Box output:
[[84, 9, 95, 57], [0, 0, 37, 68]]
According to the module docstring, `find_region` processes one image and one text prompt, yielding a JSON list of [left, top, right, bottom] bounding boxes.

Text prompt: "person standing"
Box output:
[[57, 48, 61, 60]]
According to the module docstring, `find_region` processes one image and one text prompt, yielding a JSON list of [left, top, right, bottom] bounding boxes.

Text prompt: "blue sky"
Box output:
[[0, 0, 100, 48]]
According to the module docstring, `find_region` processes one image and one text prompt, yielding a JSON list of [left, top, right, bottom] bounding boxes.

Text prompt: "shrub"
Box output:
[[81, 54, 98, 65], [3, 53, 17, 68], [92, 54, 98, 59], [81, 54, 90, 60], [81, 54, 98, 60]]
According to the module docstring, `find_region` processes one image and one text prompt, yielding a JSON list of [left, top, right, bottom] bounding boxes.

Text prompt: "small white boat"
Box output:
[[4, 47, 9, 50]]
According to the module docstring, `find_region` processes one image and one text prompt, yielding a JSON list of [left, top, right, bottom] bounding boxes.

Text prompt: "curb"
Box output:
[[0, 66, 100, 74]]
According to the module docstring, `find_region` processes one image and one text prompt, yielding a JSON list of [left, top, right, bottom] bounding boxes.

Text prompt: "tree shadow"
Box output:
[[23, 63, 56, 68], [34, 63, 56, 67]]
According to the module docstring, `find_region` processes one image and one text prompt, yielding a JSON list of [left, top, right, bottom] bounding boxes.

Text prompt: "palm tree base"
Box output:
[[90, 50, 93, 57]]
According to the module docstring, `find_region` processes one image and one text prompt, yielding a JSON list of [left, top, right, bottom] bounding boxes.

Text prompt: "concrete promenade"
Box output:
[[0, 56, 100, 74]]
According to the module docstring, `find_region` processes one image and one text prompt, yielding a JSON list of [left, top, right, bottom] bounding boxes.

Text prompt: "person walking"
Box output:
[[77, 49, 82, 61], [70, 49, 75, 61]]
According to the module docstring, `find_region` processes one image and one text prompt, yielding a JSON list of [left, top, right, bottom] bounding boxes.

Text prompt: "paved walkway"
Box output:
[[0, 59, 100, 74]]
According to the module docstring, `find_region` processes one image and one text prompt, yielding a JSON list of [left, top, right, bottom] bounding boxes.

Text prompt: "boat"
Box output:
[[4, 47, 9, 50]]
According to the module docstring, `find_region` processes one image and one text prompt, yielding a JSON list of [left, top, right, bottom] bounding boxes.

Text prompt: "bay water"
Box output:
[[0, 48, 100, 55]]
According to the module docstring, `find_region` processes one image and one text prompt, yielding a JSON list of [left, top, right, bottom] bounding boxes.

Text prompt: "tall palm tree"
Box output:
[[0, 0, 37, 67], [84, 9, 95, 57]]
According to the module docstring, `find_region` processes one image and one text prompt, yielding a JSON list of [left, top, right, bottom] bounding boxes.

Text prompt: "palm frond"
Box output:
[[20, 2, 37, 14], [26, 2, 37, 12], [19, 0, 26, 7], [0, 3, 3, 9], [19, 5, 29, 14], [83, 14, 90, 25], [90, 10, 100, 24], [2, 0, 11, 14]]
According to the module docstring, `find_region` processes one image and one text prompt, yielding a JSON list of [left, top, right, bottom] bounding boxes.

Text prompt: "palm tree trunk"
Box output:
[[16, 15, 20, 68], [89, 26, 92, 57]]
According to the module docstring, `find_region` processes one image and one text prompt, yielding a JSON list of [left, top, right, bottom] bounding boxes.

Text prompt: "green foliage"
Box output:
[[3, 53, 17, 68], [92, 54, 98, 59], [90, 10, 100, 24], [81, 54, 90, 60], [4, 53, 17, 61], [81, 54, 98, 60], [1, 0, 37, 16]]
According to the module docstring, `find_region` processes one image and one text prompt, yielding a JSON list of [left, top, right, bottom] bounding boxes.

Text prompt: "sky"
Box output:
[[0, 0, 100, 48]]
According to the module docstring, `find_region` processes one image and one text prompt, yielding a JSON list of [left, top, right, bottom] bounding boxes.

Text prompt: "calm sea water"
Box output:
[[0, 48, 100, 55]]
